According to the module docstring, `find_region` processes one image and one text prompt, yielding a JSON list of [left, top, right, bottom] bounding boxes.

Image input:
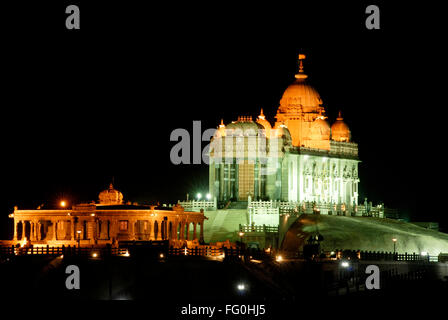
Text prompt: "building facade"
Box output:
[[209, 54, 359, 207], [9, 184, 205, 247]]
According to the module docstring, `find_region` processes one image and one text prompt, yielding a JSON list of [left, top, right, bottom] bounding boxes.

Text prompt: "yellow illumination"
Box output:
[[60, 201, 67, 208], [20, 237, 28, 248]]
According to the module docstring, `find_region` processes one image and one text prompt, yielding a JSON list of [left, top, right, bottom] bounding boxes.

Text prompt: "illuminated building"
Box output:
[[209, 54, 359, 207], [8, 183, 205, 247]]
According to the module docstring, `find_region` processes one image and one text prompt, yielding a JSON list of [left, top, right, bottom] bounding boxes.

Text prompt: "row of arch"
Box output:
[[13, 218, 205, 243]]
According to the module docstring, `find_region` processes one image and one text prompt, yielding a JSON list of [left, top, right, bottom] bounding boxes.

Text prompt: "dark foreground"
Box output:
[[1, 254, 447, 317]]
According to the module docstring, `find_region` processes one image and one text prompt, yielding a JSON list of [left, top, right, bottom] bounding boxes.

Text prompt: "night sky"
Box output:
[[1, 1, 447, 238]]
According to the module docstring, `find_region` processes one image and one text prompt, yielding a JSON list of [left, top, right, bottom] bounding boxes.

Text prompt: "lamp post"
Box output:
[[392, 238, 397, 256], [77, 230, 82, 250], [238, 231, 244, 249]]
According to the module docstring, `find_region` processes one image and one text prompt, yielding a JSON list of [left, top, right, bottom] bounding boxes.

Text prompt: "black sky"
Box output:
[[1, 1, 447, 237]]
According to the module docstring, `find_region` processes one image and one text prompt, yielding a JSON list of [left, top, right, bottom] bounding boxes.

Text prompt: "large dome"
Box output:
[[226, 116, 265, 137], [99, 183, 124, 205], [310, 117, 331, 140], [331, 112, 351, 142], [256, 109, 272, 138], [278, 78, 323, 114]]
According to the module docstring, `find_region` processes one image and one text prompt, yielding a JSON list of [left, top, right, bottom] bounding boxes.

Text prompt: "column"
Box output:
[[180, 221, 185, 240], [13, 220, 18, 241], [185, 222, 190, 241], [30, 222, 34, 241], [200, 222, 204, 242], [193, 222, 197, 240], [53, 220, 57, 241], [71, 218, 75, 241], [21, 220, 26, 240], [35, 221, 39, 241], [148, 220, 152, 240], [130, 219, 136, 240], [36, 222, 41, 241]]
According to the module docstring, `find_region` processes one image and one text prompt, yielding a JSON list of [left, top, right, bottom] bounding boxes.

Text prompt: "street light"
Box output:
[[60, 200, 67, 208], [238, 231, 244, 249], [392, 238, 397, 255], [196, 193, 202, 200], [206, 193, 211, 200], [77, 230, 82, 249]]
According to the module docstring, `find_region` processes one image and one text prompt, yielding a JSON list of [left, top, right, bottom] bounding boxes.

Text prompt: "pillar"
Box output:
[[34, 221, 38, 241], [180, 221, 185, 240], [148, 220, 152, 240], [13, 220, 18, 241], [185, 222, 190, 241], [193, 222, 197, 240], [21, 220, 26, 240], [71, 218, 75, 241], [53, 220, 57, 241], [200, 222, 204, 242], [30, 222, 34, 241], [36, 222, 41, 241], [130, 219, 136, 241]]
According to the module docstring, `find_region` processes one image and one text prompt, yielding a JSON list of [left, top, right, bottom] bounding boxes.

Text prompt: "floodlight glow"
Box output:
[[237, 283, 246, 291], [421, 251, 428, 256], [206, 193, 211, 200], [341, 261, 350, 268], [196, 193, 202, 200]]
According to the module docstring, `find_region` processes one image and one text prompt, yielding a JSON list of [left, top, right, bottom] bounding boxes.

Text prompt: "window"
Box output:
[[119, 220, 128, 231]]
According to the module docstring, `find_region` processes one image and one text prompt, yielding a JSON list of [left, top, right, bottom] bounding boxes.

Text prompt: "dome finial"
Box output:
[[337, 111, 343, 120], [298, 53, 306, 72], [259, 108, 265, 120], [295, 53, 308, 79]]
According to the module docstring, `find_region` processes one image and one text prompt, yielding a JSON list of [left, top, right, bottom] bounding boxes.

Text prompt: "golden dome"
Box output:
[[277, 54, 323, 115], [99, 183, 124, 205], [331, 111, 351, 142], [310, 116, 331, 140], [256, 109, 272, 138], [272, 122, 292, 144], [278, 79, 323, 114]]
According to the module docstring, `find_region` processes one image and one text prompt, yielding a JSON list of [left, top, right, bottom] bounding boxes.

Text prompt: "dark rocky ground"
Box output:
[[1, 254, 447, 318]]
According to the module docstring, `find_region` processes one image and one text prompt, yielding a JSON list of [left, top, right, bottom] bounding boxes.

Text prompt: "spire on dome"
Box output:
[[337, 111, 343, 120], [258, 108, 265, 120], [295, 53, 308, 79]]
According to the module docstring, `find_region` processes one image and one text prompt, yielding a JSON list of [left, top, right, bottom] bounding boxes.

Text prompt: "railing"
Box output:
[[0, 245, 272, 260], [248, 200, 386, 218], [168, 247, 223, 257], [337, 249, 437, 262], [0, 245, 128, 257], [178, 200, 217, 211], [239, 224, 279, 233]]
